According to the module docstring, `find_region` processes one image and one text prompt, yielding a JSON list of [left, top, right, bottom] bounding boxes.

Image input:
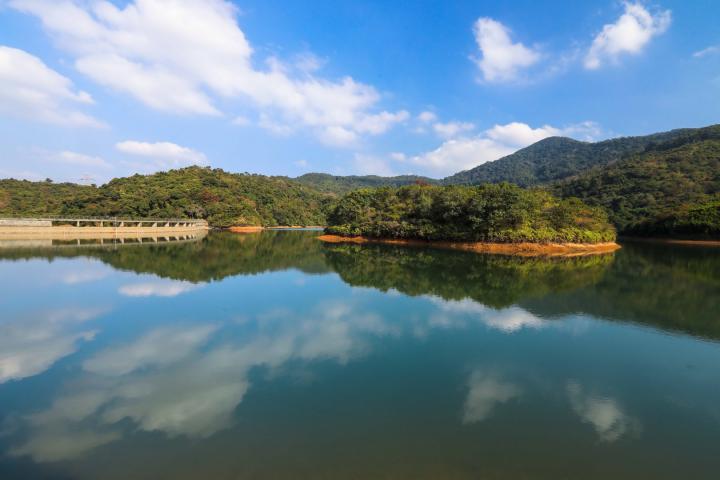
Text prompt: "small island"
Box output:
[[319, 183, 620, 256]]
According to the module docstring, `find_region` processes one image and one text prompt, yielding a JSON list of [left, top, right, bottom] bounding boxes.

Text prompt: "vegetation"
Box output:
[[0, 231, 329, 282], [325, 183, 616, 243], [0, 167, 332, 228], [525, 242, 720, 340], [554, 126, 720, 235], [1, 124, 718, 238], [292, 172, 437, 195], [325, 243, 613, 309], [443, 126, 707, 187]]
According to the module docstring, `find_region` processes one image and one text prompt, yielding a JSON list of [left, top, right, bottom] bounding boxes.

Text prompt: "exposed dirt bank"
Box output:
[[229, 226, 326, 233], [228, 226, 264, 233], [317, 235, 621, 257]]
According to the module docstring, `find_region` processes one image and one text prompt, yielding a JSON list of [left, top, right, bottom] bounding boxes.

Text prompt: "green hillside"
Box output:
[[326, 183, 615, 243], [554, 126, 720, 236], [292, 172, 437, 195], [443, 127, 707, 187], [0, 167, 332, 228]]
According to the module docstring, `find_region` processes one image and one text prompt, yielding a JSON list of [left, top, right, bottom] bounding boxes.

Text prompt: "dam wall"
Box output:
[[0, 217, 209, 240]]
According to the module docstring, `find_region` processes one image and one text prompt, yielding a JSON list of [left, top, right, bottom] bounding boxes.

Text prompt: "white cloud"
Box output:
[[353, 153, 397, 176], [116, 141, 208, 170], [0, 45, 103, 127], [231, 115, 251, 126], [56, 151, 111, 168], [693, 45, 720, 58], [485, 122, 560, 147], [404, 121, 600, 176], [418, 111, 437, 123], [585, 2, 671, 69], [472, 18, 540, 82], [433, 121, 476, 139], [463, 370, 521, 423], [10, 0, 406, 145], [118, 280, 203, 297]]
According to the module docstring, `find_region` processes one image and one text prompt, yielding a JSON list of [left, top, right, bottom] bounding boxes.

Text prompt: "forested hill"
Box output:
[[0, 167, 332, 228], [292, 172, 437, 194], [443, 126, 710, 187], [554, 125, 720, 237]]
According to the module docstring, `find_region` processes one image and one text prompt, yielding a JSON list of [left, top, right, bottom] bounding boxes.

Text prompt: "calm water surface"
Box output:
[[1, 231, 719, 479]]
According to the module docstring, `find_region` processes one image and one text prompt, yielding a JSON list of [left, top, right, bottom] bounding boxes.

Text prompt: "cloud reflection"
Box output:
[[462, 370, 522, 423], [118, 280, 203, 297], [10, 301, 395, 461], [429, 297, 545, 333], [567, 381, 640, 442], [0, 307, 105, 384]]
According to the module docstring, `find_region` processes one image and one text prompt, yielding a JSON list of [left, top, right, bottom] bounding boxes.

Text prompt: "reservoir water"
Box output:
[[1, 231, 719, 479]]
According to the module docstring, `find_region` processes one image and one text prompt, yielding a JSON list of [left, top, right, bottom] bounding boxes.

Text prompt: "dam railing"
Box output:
[[0, 217, 208, 228]]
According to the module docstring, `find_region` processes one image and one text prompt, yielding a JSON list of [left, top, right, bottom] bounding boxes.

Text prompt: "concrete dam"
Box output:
[[0, 217, 209, 242]]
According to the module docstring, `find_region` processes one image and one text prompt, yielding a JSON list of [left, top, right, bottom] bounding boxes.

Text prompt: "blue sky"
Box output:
[[0, 0, 718, 183]]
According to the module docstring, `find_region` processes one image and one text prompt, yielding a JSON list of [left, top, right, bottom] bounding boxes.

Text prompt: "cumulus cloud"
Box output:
[[116, 141, 208, 171], [0, 45, 103, 127], [56, 151, 111, 169], [585, 2, 671, 69], [403, 121, 600, 176], [472, 18, 540, 82], [10, 0, 406, 145], [418, 111, 438, 123], [433, 121, 475, 139]]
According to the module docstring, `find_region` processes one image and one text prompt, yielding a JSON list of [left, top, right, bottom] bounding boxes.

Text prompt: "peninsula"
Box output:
[[319, 183, 619, 256]]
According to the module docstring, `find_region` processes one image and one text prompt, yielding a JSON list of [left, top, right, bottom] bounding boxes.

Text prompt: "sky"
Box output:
[[0, 0, 718, 184]]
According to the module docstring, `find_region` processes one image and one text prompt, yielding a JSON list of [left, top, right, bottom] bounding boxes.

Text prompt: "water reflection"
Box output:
[[1, 232, 720, 479], [462, 370, 521, 423], [0, 308, 104, 384], [566, 382, 640, 443]]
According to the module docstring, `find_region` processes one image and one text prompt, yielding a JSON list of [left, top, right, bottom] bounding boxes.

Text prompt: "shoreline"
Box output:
[[317, 235, 621, 257], [228, 226, 324, 233], [619, 236, 720, 247]]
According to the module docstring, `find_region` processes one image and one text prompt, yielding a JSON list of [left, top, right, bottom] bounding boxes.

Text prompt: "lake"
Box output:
[[1, 231, 719, 479]]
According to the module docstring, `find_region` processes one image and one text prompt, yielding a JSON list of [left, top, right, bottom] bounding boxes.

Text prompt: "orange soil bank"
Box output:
[[317, 235, 621, 257]]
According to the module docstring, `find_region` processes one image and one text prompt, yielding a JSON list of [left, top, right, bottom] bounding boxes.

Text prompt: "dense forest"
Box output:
[[325, 183, 616, 243], [443, 126, 704, 187], [1, 124, 718, 237], [554, 126, 720, 236], [292, 173, 436, 195], [0, 167, 331, 228]]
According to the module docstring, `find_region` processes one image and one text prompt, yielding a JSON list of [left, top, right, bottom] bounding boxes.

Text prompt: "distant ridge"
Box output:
[[291, 172, 437, 195], [442, 126, 707, 187]]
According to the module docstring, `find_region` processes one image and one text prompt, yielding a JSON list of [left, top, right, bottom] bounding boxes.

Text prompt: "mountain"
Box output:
[[553, 125, 720, 236], [443, 127, 707, 187], [0, 167, 332, 228], [292, 172, 437, 194]]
